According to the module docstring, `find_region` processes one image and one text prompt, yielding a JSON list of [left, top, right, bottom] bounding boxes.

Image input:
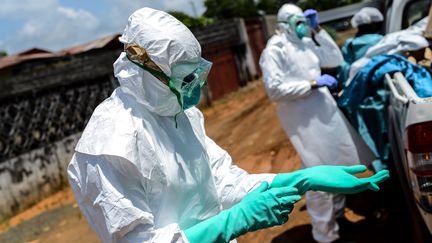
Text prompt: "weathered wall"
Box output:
[[0, 53, 118, 221], [0, 133, 80, 221], [245, 17, 267, 77], [263, 15, 277, 39], [0, 17, 271, 221]]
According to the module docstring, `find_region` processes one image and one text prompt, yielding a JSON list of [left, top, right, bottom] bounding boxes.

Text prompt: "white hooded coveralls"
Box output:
[[67, 8, 274, 243], [259, 4, 374, 243]]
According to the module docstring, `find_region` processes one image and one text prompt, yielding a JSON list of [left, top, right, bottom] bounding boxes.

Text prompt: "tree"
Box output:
[[204, 0, 258, 19], [0, 51, 7, 57], [168, 11, 213, 29], [257, 0, 280, 15], [203, 0, 362, 19]]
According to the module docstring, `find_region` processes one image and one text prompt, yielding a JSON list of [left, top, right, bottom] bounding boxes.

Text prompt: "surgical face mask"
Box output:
[[125, 44, 212, 111], [295, 23, 309, 39], [287, 15, 310, 39]]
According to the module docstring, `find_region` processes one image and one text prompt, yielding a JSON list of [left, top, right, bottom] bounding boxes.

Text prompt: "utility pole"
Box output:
[[190, 1, 198, 17]]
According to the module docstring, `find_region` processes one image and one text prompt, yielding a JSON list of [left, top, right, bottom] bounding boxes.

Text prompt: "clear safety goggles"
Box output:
[[124, 43, 213, 109], [288, 15, 308, 27], [169, 58, 213, 97]]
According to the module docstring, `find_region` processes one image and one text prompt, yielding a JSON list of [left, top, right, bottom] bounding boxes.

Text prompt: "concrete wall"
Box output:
[[263, 15, 278, 39], [0, 134, 80, 221], [237, 18, 258, 81]]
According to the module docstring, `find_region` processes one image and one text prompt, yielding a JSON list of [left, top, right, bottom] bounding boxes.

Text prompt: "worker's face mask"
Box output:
[[288, 15, 310, 39], [169, 59, 212, 110], [124, 43, 212, 110]]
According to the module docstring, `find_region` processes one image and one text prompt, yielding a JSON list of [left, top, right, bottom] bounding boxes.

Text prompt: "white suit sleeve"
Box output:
[[309, 29, 343, 68], [259, 45, 312, 102], [205, 136, 275, 209], [67, 153, 188, 243]]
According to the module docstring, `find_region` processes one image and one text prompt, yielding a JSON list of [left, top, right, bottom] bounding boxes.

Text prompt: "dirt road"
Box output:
[[0, 81, 411, 243]]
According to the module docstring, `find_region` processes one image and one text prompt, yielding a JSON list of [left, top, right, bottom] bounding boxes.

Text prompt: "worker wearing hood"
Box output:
[[343, 7, 384, 64], [339, 7, 384, 85], [260, 4, 377, 243], [68, 7, 388, 243]]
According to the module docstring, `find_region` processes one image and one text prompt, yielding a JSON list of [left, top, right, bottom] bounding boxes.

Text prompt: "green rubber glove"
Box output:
[[271, 165, 390, 195], [184, 182, 301, 243]]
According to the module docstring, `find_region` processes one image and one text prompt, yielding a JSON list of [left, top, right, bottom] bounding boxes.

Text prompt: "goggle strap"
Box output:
[[126, 55, 170, 84], [168, 80, 184, 110], [173, 113, 179, 129]]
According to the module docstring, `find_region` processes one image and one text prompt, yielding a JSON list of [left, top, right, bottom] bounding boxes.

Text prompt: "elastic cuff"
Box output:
[[309, 80, 318, 89], [180, 230, 190, 243]]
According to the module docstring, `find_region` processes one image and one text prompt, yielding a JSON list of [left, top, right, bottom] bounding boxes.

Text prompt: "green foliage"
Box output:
[[297, 0, 362, 11], [203, 0, 362, 19], [257, 0, 279, 15], [168, 11, 214, 29], [204, 0, 258, 18], [0, 51, 7, 57], [321, 25, 339, 41]]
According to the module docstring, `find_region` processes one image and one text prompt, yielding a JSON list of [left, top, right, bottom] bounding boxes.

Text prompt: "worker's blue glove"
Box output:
[[184, 182, 301, 243], [271, 165, 390, 195], [317, 74, 338, 89], [304, 9, 319, 29]]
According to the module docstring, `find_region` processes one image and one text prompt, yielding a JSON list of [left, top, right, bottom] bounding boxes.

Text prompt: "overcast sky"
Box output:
[[0, 0, 206, 54]]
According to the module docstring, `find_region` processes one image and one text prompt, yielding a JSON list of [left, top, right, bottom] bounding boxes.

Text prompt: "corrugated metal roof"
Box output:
[[17, 48, 51, 56], [64, 34, 121, 54], [0, 34, 121, 70], [0, 52, 60, 69]]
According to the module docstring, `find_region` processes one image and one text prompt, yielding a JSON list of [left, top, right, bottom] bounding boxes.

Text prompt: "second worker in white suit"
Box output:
[[260, 4, 375, 243]]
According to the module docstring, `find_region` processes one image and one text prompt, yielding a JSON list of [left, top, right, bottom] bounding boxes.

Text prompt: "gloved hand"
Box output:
[[184, 182, 301, 243], [304, 9, 319, 29], [317, 74, 338, 90], [271, 165, 389, 195]]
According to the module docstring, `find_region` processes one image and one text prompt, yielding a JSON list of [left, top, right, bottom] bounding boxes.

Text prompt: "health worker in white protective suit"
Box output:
[[68, 7, 389, 243], [260, 4, 378, 243]]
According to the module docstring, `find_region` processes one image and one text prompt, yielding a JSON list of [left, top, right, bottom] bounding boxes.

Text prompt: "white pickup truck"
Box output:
[[386, 71, 432, 241], [383, 0, 432, 241], [321, 0, 432, 241], [364, 0, 432, 241]]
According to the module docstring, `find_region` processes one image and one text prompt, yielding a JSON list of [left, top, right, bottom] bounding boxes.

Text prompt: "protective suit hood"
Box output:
[[277, 4, 303, 22], [351, 7, 383, 28], [277, 4, 305, 43], [115, 7, 202, 116]]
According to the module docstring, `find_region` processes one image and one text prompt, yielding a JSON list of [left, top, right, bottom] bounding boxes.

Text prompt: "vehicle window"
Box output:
[[321, 17, 355, 47], [402, 0, 431, 29], [384, 0, 393, 33]]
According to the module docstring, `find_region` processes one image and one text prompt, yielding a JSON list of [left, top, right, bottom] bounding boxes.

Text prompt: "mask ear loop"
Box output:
[[124, 44, 183, 128]]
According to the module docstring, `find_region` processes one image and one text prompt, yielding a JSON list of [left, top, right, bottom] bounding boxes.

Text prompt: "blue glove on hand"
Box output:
[[271, 165, 390, 195], [185, 182, 301, 243], [317, 74, 338, 89], [304, 9, 319, 29]]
